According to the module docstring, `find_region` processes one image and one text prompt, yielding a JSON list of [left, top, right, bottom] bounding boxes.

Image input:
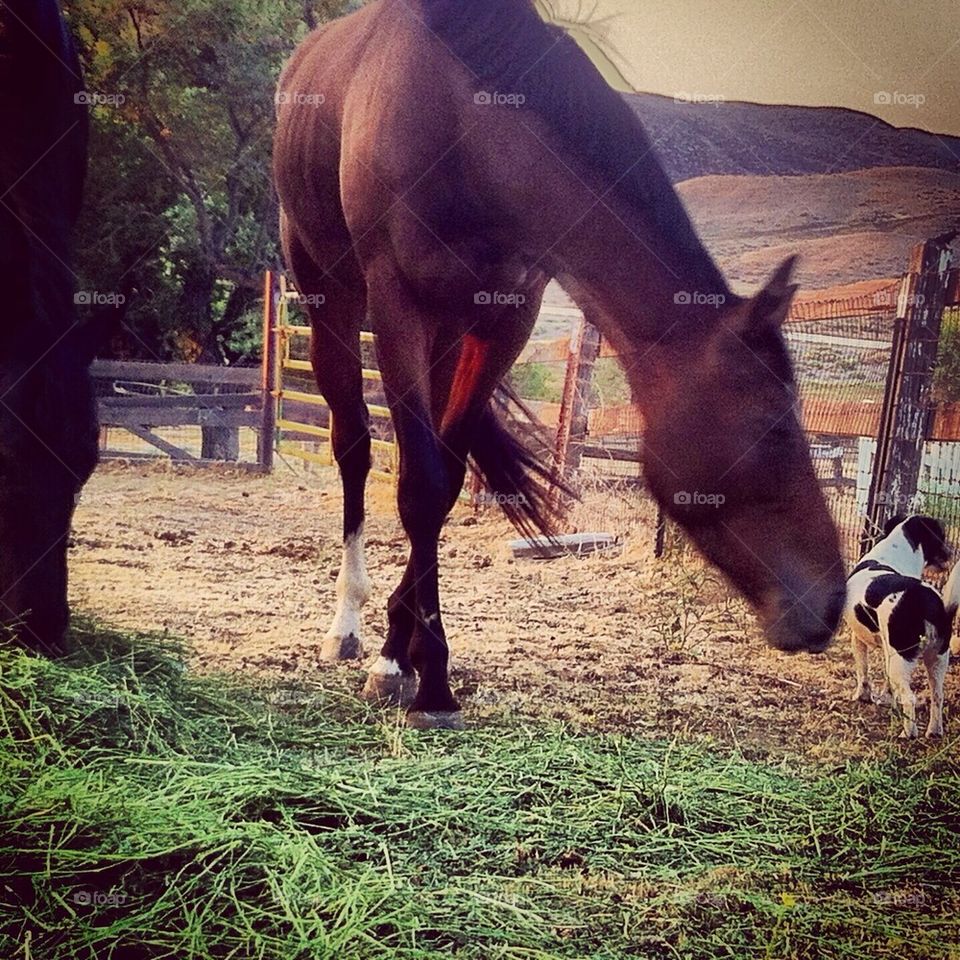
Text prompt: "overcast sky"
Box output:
[[563, 0, 960, 136]]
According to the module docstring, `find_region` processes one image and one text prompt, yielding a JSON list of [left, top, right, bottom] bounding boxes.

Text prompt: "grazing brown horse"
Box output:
[[0, 0, 96, 653], [274, 0, 846, 728]]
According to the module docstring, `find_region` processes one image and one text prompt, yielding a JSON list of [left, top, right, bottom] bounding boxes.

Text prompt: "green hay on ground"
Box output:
[[1, 619, 958, 959]]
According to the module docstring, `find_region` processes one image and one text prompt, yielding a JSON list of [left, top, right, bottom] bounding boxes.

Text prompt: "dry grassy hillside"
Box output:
[[679, 165, 960, 289], [627, 94, 960, 182]]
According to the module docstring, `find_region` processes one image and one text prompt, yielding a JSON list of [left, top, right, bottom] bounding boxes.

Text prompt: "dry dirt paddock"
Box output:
[[69, 462, 959, 760]]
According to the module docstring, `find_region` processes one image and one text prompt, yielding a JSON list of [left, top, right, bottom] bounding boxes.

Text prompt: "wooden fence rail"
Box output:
[[91, 358, 271, 469]]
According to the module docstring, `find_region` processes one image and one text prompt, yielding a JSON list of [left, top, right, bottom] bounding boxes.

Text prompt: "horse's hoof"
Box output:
[[362, 669, 417, 707], [872, 691, 892, 706], [405, 710, 465, 730], [320, 633, 363, 661], [925, 726, 944, 738], [851, 686, 871, 704]]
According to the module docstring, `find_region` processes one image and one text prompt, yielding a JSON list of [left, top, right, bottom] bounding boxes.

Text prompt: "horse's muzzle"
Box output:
[[762, 580, 846, 654]]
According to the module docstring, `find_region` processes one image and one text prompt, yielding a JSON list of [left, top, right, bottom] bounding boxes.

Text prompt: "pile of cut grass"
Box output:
[[1, 620, 959, 959]]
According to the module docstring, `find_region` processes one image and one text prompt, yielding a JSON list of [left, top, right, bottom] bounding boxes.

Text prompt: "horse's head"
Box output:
[[641, 258, 845, 653], [0, 309, 99, 654]]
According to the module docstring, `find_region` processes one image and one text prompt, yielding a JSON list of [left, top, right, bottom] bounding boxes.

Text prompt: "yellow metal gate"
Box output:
[[268, 272, 398, 479]]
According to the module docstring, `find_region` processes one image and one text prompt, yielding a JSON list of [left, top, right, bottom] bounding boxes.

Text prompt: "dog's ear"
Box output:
[[883, 514, 906, 537], [902, 515, 950, 567]]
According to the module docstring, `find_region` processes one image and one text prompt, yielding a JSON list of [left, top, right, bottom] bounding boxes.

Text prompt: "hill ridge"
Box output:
[[625, 92, 960, 183]]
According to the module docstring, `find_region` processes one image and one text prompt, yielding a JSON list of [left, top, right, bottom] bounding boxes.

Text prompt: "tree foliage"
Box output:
[[64, 0, 351, 364], [935, 308, 960, 404]]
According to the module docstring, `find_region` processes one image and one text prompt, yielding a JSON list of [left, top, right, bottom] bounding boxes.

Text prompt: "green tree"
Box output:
[[65, 0, 350, 366], [935, 308, 960, 404]]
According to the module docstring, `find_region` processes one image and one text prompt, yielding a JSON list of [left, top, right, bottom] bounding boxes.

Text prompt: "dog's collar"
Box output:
[[849, 559, 899, 578]]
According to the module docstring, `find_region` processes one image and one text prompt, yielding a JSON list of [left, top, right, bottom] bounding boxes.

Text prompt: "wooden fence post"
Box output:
[[258, 270, 279, 472], [553, 315, 601, 492], [566, 318, 601, 474], [865, 235, 956, 540], [653, 507, 667, 558]]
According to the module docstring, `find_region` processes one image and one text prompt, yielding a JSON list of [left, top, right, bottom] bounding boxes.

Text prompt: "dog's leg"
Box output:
[[873, 672, 892, 706], [884, 645, 918, 739], [924, 648, 948, 738], [850, 635, 872, 703]]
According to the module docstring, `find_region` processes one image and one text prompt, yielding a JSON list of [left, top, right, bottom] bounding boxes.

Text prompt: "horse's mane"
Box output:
[[414, 0, 727, 293]]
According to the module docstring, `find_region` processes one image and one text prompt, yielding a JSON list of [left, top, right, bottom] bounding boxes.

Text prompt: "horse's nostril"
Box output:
[[796, 598, 843, 653]]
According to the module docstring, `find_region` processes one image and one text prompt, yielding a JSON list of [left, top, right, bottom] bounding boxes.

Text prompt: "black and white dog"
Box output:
[[844, 515, 953, 738]]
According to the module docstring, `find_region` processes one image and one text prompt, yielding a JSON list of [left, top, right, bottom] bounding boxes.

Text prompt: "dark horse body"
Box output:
[[0, 1, 96, 652], [274, 0, 846, 727]]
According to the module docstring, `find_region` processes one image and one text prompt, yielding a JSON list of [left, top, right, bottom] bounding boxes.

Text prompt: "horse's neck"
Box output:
[[543, 194, 731, 382]]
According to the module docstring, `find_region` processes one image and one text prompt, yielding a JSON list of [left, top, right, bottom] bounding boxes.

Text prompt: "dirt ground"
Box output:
[[69, 461, 959, 760]]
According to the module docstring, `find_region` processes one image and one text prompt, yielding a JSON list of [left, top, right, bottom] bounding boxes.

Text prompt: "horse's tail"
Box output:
[[943, 561, 960, 656], [467, 383, 575, 541]]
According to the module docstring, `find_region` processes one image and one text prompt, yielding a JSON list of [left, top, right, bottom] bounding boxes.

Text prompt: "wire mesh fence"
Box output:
[[785, 287, 898, 559]]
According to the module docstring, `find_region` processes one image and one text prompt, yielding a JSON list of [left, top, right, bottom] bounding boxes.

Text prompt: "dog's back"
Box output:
[[847, 569, 947, 653], [868, 575, 949, 659]]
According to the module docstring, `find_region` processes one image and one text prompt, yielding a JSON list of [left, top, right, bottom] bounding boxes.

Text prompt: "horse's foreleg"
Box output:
[[363, 338, 493, 709], [320, 394, 372, 660], [311, 327, 371, 659], [362, 262, 545, 723], [286, 238, 371, 660]]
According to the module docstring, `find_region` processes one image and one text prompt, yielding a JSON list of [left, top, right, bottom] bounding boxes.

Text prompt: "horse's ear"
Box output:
[[750, 256, 799, 329]]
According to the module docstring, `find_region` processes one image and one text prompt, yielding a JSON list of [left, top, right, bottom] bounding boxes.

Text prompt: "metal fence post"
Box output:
[[553, 315, 601, 499], [258, 270, 279, 472], [863, 235, 956, 546]]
